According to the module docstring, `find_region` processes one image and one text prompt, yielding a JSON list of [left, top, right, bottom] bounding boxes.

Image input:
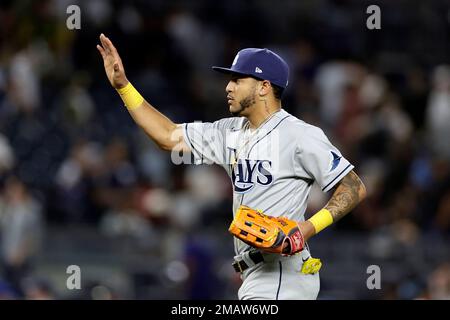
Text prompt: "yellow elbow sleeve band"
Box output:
[[308, 208, 333, 234], [116, 82, 144, 110]]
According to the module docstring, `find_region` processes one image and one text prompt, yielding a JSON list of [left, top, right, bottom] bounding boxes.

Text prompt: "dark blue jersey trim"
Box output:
[[184, 124, 195, 152], [322, 163, 352, 191], [276, 261, 282, 300]]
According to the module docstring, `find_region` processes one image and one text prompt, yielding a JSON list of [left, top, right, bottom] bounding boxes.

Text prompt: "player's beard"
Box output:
[[230, 86, 257, 117]]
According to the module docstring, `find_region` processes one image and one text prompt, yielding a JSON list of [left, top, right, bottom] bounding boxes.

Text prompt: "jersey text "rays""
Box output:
[[231, 159, 273, 193]]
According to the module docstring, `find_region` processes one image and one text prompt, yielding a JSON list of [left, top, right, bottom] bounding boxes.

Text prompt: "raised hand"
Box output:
[[96, 33, 128, 89]]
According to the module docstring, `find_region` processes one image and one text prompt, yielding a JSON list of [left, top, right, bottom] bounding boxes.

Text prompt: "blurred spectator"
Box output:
[[422, 262, 450, 300], [401, 67, 429, 130], [0, 134, 14, 176], [0, 279, 18, 299], [99, 206, 156, 251], [426, 65, 450, 160], [54, 140, 103, 224], [8, 48, 41, 113], [59, 74, 95, 138], [434, 190, 450, 233], [134, 130, 172, 186], [137, 186, 172, 225], [314, 61, 357, 128], [184, 236, 221, 300], [0, 175, 44, 297], [98, 137, 137, 189], [22, 276, 54, 300]]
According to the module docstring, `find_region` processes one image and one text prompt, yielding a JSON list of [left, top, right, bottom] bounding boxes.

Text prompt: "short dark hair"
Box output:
[[272, 84, 284, 100]]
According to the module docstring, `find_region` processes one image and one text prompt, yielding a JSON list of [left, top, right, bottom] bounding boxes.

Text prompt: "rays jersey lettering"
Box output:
[[231, 159, 273, 193]]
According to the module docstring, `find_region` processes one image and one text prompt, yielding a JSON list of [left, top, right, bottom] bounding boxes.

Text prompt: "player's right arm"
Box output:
[[96, 33, 190, 153]]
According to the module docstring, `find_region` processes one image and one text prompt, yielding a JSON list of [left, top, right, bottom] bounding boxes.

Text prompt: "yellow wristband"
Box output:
[[116, 82, 144, 110], [308, 208, 333, 234]]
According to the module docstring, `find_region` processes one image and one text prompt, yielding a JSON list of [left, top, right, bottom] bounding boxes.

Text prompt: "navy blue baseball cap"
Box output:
[[212, 48, 290, 88]]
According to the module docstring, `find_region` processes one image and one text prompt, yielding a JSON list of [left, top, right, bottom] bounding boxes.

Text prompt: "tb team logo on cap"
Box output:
[[232, 53, 239, 66]]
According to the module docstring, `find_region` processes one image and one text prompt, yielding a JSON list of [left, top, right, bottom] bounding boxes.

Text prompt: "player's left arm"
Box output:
[[324, 170, 366, 222], [300, 170, 367, 240]]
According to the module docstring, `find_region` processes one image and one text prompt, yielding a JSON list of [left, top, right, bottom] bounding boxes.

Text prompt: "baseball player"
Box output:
[[97, 33, 366, 300]]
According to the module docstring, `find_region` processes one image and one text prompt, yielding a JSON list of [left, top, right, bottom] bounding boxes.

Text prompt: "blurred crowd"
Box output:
[[0, 0, 449, 299]]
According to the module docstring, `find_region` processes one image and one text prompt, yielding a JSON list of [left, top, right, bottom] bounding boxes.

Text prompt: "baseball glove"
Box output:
[[228, 205, 305, 256]]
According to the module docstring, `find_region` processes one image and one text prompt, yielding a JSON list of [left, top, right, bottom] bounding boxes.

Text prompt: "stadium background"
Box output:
[[0, 0, 449, 299]]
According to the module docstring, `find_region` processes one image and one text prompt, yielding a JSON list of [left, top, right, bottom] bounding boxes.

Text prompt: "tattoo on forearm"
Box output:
[[325, 170, 365, 222]]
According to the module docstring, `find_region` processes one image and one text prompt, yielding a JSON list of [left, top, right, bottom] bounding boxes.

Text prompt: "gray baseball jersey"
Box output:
[[182, 108, 354, 256]]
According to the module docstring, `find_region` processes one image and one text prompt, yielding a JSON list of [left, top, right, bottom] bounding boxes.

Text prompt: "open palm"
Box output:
[[97, 33, 128, 89]]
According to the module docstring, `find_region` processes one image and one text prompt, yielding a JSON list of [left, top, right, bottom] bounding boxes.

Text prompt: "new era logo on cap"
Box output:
[[212, 48, 290, 88]]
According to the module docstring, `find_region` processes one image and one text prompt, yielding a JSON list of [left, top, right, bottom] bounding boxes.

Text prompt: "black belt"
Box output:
[[232, 251, 264, 273]]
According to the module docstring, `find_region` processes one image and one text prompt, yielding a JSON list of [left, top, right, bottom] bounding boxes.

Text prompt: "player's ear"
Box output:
[[258, 80, 271, 97]]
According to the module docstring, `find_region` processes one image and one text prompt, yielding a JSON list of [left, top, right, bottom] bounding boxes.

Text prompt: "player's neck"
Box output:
[[247, 104, 282, 130]]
